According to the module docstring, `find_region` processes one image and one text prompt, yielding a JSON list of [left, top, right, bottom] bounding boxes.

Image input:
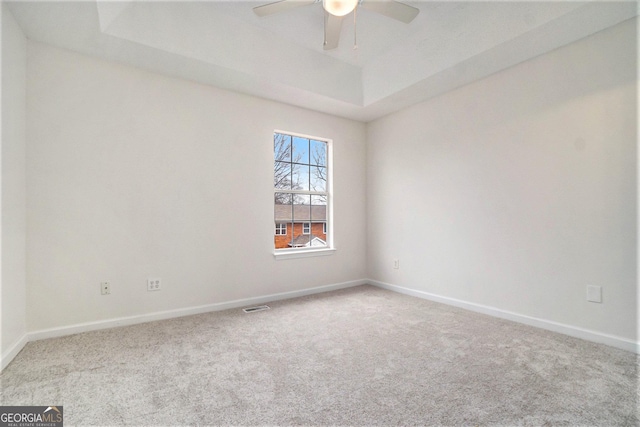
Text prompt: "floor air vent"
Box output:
[[242, 305, 270, 313]]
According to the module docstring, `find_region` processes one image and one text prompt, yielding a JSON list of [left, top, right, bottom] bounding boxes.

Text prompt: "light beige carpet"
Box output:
[[1, 285, 637, 426]]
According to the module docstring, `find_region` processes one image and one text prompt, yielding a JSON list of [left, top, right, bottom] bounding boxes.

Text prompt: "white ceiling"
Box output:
[[6, 0, 639, 122]]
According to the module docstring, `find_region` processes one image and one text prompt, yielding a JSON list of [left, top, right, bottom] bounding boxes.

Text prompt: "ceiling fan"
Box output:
[[253, 0, 419, 50]]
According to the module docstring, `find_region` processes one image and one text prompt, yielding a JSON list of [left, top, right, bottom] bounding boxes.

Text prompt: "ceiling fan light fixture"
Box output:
[[322, 0, 358, 16]]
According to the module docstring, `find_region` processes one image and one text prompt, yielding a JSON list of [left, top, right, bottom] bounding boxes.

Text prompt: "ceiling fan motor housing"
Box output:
[[323, 0, 358, 16]]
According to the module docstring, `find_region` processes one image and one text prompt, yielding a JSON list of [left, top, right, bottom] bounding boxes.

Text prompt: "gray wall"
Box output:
[[367, 18, 637, 342], [26, 42, 366, 332], [1, 4, 28, 367]]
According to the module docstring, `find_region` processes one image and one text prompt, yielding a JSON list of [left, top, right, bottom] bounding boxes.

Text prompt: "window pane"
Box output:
[[311, 195, 326, 217], [293, 194, 311, 211], [293, 199, 311, 248], [274, 133, 292, 163], [292, 164, 310, 191], [274, 161, 292, 190], [293, 137, 310, 165], [275, 193, 293, 248], [275, 190, 294, 205], [275, 193, 293, 213], [310, 140, 326, 166], [311, 196, 327, 247], [310, 166, 326, 192]]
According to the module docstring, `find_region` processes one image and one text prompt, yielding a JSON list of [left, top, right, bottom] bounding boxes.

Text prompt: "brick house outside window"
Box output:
[[274, 204, 326, 249]]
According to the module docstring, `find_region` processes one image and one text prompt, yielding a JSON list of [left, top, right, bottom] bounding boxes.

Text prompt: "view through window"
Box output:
[[274, 132, 329, 250]]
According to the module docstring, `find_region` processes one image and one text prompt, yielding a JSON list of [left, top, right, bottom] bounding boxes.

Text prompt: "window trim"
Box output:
[[273, 130, 333, 259], [302, 222, 311, 235], [274, 247, 336, 260]]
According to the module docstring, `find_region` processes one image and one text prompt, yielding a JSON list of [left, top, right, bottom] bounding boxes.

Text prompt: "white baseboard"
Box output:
[[369, 279, 639, 354], [10, 277, 634, 371], [1, 333, 28, 371], [28, 279, 367, 342]]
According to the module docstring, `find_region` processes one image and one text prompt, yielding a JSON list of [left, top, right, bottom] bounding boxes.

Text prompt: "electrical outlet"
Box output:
[[100, 281, 111, 295], [587, 285, 602, 303], [147, 278, 162, 291], [393, 259, 400, 269]]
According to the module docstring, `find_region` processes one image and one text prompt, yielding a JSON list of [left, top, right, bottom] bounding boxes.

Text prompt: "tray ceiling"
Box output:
[[6, 1, 638, 121]]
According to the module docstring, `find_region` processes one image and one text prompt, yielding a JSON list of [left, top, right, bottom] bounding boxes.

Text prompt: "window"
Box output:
[[275, 223, 287, 235], [274, 131, 332, 257]]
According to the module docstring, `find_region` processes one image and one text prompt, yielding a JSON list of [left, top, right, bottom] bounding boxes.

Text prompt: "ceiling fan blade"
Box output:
[[253, 0, 315, 17], [323, 11, 344, 50], [360, 0, 419, 23]]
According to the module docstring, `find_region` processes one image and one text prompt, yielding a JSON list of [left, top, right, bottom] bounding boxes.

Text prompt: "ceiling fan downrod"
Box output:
[[353, 3, 358, 50]]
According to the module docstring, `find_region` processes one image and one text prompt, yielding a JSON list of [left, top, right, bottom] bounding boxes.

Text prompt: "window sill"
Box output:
[[274, 248, 336, 260]]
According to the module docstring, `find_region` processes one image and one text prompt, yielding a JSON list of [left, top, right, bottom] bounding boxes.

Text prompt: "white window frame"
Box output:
[[275, 223, 287, 235], [302, 222, 311, 235], [323, 222, 327, 234], [274, 130, 335, 260]]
